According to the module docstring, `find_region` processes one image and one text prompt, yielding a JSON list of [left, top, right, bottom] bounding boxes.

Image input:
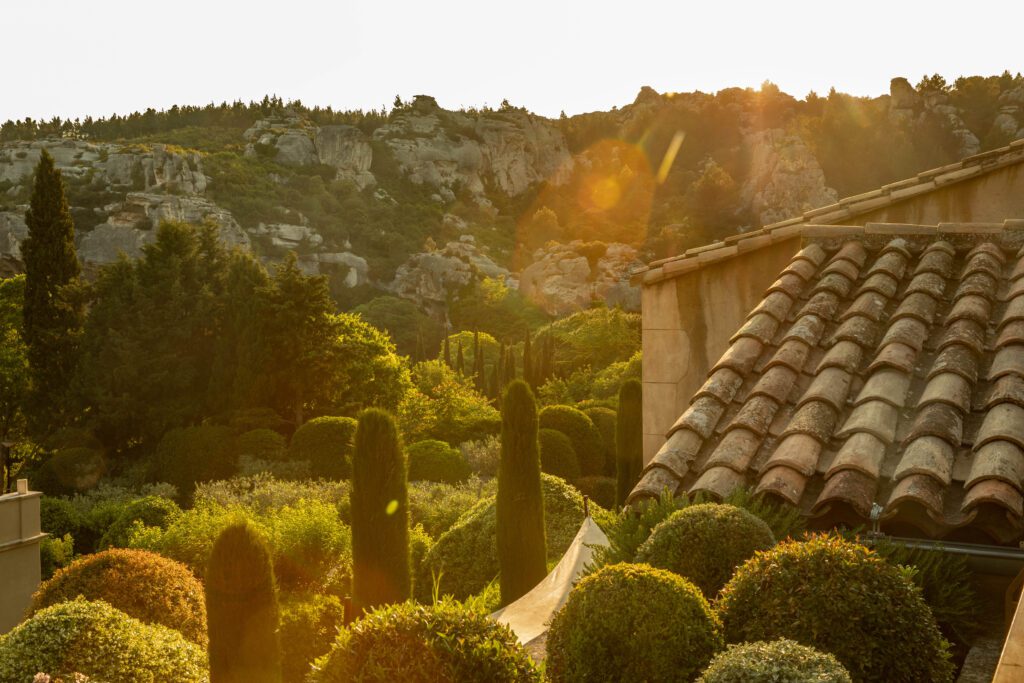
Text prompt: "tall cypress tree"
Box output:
[[442, 332, 452, 368], [522, 330, 534, 388], [615, 379, 644, 508], [497, 380, 546, 606], [351, 408, 410, 613], [21, 150, 83, 431], [456, 340, 465, 375], [473, 331, 487, 392], [206, 521, 283, 683]]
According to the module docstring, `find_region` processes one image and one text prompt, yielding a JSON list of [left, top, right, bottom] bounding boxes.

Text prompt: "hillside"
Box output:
[[2, 73, 1023, 324]]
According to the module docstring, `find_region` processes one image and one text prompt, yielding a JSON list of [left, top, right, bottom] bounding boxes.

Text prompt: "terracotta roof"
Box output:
[[637, 138, 1024, 286], [629, 223, 1024, 544]]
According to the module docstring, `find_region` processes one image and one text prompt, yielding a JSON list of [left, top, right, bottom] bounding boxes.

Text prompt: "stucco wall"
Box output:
[[641, 237, 800, 463], [0, 484, 43, 634]]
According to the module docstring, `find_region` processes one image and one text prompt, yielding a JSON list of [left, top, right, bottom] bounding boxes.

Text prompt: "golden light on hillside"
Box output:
[[656, 131, 686, 184], [584, 175, 623, 211]]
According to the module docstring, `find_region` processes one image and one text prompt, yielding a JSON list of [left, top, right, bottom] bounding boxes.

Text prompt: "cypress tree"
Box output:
[[473, 331, 486, 392], [351, 408, 410, 613], [206, 521, 282, 683], [443, 333, 452, 368], [21, 149, 83, 431], [488, 361, 500, 401], [456, 340, 465, 375], [497, 380, 546, 606], [522, 331, 534, 388], [504, 342, 516, 385], [615, 379, 644, 508]]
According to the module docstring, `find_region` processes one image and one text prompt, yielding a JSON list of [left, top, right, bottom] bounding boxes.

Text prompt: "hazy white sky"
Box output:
[[4, 1, 1022, 122]]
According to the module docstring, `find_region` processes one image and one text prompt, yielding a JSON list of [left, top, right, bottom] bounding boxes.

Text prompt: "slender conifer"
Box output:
[[615, 379, 644, 508]]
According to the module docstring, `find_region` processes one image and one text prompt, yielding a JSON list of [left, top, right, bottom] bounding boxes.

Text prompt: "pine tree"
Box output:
[[497, 380, 546, 606], [206, 521, 283, 683], [615, 379, 644, 508], [21, 149, 83, 432], [351, 408, 410, 613]]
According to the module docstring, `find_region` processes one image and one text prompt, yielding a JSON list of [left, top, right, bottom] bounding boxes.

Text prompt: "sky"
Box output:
[[3, 1, 1023, 123]]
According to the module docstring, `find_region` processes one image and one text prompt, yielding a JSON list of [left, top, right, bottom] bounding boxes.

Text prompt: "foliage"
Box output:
[[399, 360, 500, 445], [589, 489, 689, 568], [497, 380, 547, 605], [408, 476, 496, 539], [0, 598, 207, 683], [351, 409, 411, 612], [147, 424, 237, 498], [461, 435, 501, 477], [546, 563, 723, 682], [353, 295, 444, 359], [636, 503, 775, 597], [407, 439, 471, 484], [717, 535, 954, 682], [573, 475, 617, 510], [97, 495, 180, 549], [279, 594, 346, 683], [206, 521, 283, 683], [418, 474, 604, 601], [232, 428, 286, 461], [537, 308, 640, 378], [697, 639, 852, 683], [31, 447, 106, 497], [615, 379, 643, 506], [539, 405, 605, 476], [39, 533, 75, 579], [583, 405, 616, 475], [449, 277, 548, 341], [288, 416, 357, 479], [310, 600, 540, 683], [539, 428, 580, 481], [30, 548, 207, 645], [21, 150, 84, 433], [0, 276, 29, 483]]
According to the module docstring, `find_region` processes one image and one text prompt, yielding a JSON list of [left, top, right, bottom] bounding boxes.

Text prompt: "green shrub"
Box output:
[[196, 474, 349, 514], [233, 428, 287, 461], [410, 523, 434, 595], [351, 409, 411, 612], [574, 475, 617, 510], [206, 521, 283, 683], [0, 598, 207, 683], [615, 379, 643, 506], [311, 600, 540, 682], [698, 639, 852, 683], [408, 477, 496, 539], [584, 406, 616, 475], [539, 405, 605, 476], [289, 416, 357, 479], [148, 425, 237, 497], [97, 495, 180, 549], [546, 563, 722, 682], [590, 489, 688, 568], [717, 535, 954, 682], [40, 533, 75, 579], [32, 447, 106, 496], [30, 548, 207, 646], [418, 474, 606, 601], [407, 439, 471, 483], [280, 594, 346, 683], [539, 428, 580, 481], [636, 503, 774, 597], [40, 496, 84, 539]]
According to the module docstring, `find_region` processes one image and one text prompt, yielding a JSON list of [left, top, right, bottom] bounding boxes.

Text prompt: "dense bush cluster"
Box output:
[[288, 416, 357, 479], [97, 495, 180, 549], [539, 405, 605, 476], [546, 563, 722, 682], [0, 599, 207, 683], [407, 439, 471, 483], [538, 428, 580, 481], [697, 639, 852, 683], [311, 600, 540, 682], [280, 594, 347, 681], [717, 535, 954, 682]]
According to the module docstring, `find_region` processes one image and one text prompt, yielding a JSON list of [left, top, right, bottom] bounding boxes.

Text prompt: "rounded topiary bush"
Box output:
[[289, 415, 357, 479], [32, 447, 106, 496], [698, 639, 851, 683], [539, 405, 605, 476], [40, 495, 83, 539], [407, 439, 471, 483], [148, 425, 237, 497], [636, 503, 775, 597], [539, 428, 580, 481], [280, 594, 346, 682], [546, 563, 722, 682], [417, 474, 607, 601], [233, 428, 287, 461], [0, 598, 208, 683], [311, 600, 539, 682], [717, 535, 954, 682], [574, 475, 617, 510], [98, 495, 180, 549], [29, 548, 207, 646], [584, 406, 617, 475]]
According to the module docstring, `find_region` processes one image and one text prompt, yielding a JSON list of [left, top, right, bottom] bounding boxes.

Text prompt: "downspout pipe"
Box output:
[[865, 535, 1024, 576]]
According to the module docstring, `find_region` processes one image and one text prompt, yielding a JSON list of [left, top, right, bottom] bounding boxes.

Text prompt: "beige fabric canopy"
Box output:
[[490, 516, 609, 645]]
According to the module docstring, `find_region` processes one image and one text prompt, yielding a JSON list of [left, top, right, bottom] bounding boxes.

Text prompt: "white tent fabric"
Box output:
[[490, 516, 609, 645]]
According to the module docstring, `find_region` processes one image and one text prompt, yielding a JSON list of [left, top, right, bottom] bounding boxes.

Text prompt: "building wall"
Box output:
[[0, 485, 43, 634], [641, 237, 800, 463]]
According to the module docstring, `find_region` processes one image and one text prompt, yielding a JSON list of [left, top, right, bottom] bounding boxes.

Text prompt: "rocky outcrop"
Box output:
[[742, 129, 838, 226], [243, 116, 376, 188], [315, 126, 375, 189], [519, 241, 642, 316], [253, 222, 323, 250], [888, 77, 981, 157], [0, 139, 207, 194], [0, 211, 27, 260], [389, 236, 511, 316]]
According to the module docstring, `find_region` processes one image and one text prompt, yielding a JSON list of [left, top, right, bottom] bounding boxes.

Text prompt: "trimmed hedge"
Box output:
[[0, 598, 207, 683], [311, 600, 540, 682], [233, 428, 287, 461], [29, 548, 207, 646], [407, 439, 471, 484], [98, 495, 180, 549], [539, 405, 605, 476], [147, 425, 237, 497], [281, 594, 346, 682], [546, 563, 722, 682], [636, 503, 774, 597], [583, 406, 616, 476], [417, 474, 605, 601], [539, 428, 580, 481], [289, 416, 357, 479], [717, 535, 954, 682], [574, 475, 617, 510], [698, 639, 852, 683]]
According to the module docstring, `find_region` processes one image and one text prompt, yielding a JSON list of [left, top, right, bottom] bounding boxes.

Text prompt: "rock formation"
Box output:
[[519, 241, 643, 316], [741, 129, 838, 226]]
